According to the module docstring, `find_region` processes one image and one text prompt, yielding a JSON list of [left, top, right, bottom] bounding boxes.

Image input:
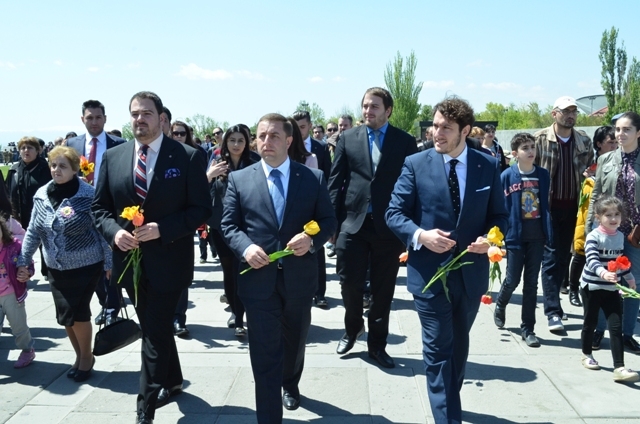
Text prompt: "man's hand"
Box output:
[[16, 266, 30, 283], [115, 229, 139, 251], [468, 236, 490, 254], [244, 244, 270, 269], [287, 233, 312, 256], [419, 229, 456, 253], [134, 223, 160, 242]]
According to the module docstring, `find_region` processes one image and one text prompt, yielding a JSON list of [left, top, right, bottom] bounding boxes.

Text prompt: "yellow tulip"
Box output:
[[303, 220, 320, 236], [120, 205, 140, 221], [486, 226, 504, 246]]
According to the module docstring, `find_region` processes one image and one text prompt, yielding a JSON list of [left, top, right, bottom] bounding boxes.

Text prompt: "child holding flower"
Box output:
[[580, 196, 639, 382]]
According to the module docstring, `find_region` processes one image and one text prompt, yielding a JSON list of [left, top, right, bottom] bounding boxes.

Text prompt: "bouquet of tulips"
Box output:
[[117, 206, 145, 306], [608, 255, 640, 299]]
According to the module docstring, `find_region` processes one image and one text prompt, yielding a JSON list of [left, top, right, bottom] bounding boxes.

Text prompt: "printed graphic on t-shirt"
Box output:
[[521, 172, 540, 219]]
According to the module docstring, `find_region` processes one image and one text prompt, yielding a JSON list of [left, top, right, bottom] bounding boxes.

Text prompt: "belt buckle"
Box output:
[[277, 263, 283, 270]]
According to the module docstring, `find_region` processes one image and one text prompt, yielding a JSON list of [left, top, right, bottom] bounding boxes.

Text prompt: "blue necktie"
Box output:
[[270, 169, 285, 225], [135, 145, 149, 202]]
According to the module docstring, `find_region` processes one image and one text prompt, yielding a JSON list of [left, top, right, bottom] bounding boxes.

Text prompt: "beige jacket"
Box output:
[[534, 125, 594, 203]]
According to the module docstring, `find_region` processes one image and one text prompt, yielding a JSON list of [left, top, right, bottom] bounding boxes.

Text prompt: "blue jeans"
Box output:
[[541, 206, 577, 318], [496, 241, 545, 334], [623, 239, 640, 338]]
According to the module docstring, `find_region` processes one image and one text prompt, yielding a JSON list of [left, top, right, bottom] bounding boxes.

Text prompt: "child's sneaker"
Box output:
[[613, 367, 640, 383], [582, 355, 600, 370], [14, 348, 35, 368]]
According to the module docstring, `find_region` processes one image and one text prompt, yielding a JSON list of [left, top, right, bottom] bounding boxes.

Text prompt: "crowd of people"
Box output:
[[1, 89, 640, 424]]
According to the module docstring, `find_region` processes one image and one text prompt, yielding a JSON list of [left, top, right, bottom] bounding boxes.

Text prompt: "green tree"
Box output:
[[121, 122, 133, 141], [184, 114, 229, 140], [293, 100, 326, 127], [417, 104, 433, 122], [599, 27, 628, 120], [384, 51, 423, 134]]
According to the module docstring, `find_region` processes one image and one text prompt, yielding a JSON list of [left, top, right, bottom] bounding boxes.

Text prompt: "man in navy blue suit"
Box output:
[[386, 97, 508, 424], [221, 113, 336, 424], [66, 99, 125, 326]]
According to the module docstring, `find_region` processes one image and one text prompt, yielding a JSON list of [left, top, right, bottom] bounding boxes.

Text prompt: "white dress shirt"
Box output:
[[303, 136, 312, 153], [412, 145, 469, 250], [84, 131, 107, 186], [133, 133, 163, 188], [261, 157, 291, 200]]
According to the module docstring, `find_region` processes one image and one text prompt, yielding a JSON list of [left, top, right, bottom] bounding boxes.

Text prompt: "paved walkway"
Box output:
[[2, 240, 640, 423]]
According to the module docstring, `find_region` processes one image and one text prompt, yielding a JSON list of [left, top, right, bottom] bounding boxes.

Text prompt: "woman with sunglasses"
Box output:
[[207, 125, 257, 337]]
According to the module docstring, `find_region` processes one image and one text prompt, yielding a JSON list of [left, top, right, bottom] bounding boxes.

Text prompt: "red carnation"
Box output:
[[616, 255, 632, 271]]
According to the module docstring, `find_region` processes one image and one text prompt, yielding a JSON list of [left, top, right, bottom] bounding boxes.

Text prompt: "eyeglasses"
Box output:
[[172, 131, 187, 137], [213, 131, 223, 136], [327, 128, 338, 133], [559, 109, 579, 116]]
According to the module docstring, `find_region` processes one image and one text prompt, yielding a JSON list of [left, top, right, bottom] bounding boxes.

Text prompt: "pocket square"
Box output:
[[165, 168, 181, 179], [476, 186, 490, 192]]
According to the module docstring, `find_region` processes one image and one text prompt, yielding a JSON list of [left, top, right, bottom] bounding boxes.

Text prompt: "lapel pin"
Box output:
[[169, 155, 172, 158], [296, 173, 300, 176]]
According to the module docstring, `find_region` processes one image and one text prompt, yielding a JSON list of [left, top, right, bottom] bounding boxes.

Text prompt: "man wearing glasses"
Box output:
[[312, 125, 325, 142], [534, 96, 593, 333], [326, 122, 339, 136]]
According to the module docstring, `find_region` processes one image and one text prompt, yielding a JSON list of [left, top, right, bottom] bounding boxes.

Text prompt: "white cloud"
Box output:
[[54, 60, 63, 66], [332, 76, 346, 82], [0, 61, 17, 70], [467, 59, 490, 68], [236, 70, 267, 80], [177, 63, 233, 80], [87, 67, 100, 72], [529, 85, 544, 92], [308, 76, 323, 83], [467, 83, 477, 89], [482, 82, 520, 91], [126, 62, 141, 69], [424, 80, 455, 88]]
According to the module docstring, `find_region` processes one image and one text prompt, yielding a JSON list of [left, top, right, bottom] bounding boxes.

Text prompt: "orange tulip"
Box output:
[[132, 211, 144, 227], [487, 246, 503, 263], [399, 251, 408, 263]]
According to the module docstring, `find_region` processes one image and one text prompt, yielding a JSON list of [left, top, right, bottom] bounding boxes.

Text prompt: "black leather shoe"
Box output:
[[156, 384, 183, 409], [314, 297, 329, 309], [66, 367, 78, 379], [173, 322, 189, 338], [282, 390, 300, 410], [494, 307, 505, 328], [336, 326, 365, 354], [569, 291, 582, 307], [136, 412, 153, 424], [624, 336, 640, 354], [368, 349, 395, 368]]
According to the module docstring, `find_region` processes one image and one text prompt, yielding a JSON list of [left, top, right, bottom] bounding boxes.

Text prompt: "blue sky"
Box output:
[[0, 0, 637, 145]]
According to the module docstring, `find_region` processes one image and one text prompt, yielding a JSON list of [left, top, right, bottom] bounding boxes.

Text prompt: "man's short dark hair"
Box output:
[[313, 124, 324, 132], [484, 124, 496, 132], [433, 96, 475, 134], [129, 91, 163, 115], [292, 110, 312, 123], [108, 129, 122, 137], [82, 100, 105, 115], [362, 87, 394, 117], [510, 132, 535, 152], [162, 106, 172, 122], [326, 121, 338, 129], [258, 113, 293, 137], [65, 131, 77, 140], [339, 115, 353, 124]]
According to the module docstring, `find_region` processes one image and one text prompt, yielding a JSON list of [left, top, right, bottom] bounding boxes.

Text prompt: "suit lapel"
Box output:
[[458, 149, 483, 225], [375, 125, 394, 175], [359, 126, 374, 179], [254, 165, 279, 227], [283, 162, 302, 225], [118, 140, 138, 204], [429, 150, 456, 224], [145, 136, 177, 205]]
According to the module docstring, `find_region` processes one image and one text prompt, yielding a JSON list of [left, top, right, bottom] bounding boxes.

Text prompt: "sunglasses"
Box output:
[[172, 131, 187, 137], [327, 128, 338, 132], [213, 131, 223, 136]]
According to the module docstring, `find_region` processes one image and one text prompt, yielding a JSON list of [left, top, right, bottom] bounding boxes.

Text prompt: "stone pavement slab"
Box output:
[[1, 240, 640, 423]]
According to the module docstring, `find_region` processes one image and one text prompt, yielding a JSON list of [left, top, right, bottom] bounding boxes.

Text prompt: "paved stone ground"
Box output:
[[2, 239, 640, 423]]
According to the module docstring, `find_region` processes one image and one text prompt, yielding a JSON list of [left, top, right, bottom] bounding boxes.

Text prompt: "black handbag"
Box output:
[[93, 303, 142, 356]]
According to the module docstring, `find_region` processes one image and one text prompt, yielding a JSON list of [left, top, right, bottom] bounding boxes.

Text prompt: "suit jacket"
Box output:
[[221, 160, 337, 300], [66, 133, 126, 156], [92, 135, 212, 293], [328, 123, 418, 238], [385, 148, 509, 300], [310, 138, 331, 181]]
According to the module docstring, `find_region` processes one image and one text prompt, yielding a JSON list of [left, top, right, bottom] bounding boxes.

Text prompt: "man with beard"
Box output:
[[534, 96, 593, 333], [386, 96, 508, 423], [93, 91, 211, 424]]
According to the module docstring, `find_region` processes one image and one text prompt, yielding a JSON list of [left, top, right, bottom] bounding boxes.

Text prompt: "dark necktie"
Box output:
[[448, 159, 461, 221], [270, 169, 285, 225], [135, 145, 149, 201], [87, 137, 97, 182]]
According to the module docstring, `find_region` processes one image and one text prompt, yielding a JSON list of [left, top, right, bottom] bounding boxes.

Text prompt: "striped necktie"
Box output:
[[135, 145, 149, 201]]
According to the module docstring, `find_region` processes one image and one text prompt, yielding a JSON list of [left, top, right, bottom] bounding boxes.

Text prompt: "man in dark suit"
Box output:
[[385, 97, 508, 424], [67, 99, 126, 326], [293, 110, 332, 308], [221, 113, 336, 424], [328, 87, 417, 368], [93, 91, 211, 424]]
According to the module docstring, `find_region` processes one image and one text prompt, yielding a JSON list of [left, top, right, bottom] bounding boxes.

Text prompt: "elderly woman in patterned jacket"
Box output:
[[16, 146, 112, 383]]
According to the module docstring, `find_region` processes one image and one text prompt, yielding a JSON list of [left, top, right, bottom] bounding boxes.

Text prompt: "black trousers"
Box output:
[[241, 270, 313, 424], [336, 216, 404, 350], [581, 286, 624, 368], [315, 246, 327, 298], [127, 281, 184, 419], [211, 229, 245, 327]]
